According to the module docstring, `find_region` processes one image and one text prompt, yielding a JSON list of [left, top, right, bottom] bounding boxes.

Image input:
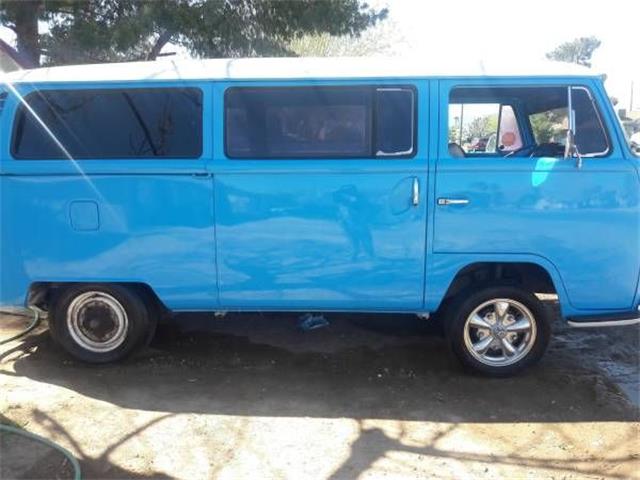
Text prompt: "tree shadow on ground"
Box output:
[[1, 412, 171, 479], [328, 420, 638, 479]]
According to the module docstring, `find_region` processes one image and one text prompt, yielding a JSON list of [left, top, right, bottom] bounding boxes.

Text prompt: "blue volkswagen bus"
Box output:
[[1, 57, 638, 375]]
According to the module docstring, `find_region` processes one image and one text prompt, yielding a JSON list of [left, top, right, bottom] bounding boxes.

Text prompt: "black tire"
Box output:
[[49, 284, 152, 363], [132, 286, 161, 348], [444, 285, 551, 377]]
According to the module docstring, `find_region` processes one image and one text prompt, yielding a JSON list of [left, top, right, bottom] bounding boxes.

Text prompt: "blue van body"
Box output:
[[1, 58, 639, 325]]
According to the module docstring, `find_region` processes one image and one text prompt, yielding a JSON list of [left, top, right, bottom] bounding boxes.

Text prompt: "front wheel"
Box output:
[[445, 286, 551, 376]]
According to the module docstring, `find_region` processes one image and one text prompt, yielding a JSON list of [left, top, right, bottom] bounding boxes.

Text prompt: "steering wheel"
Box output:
[[503, 143, 565, 158], [528, 143, 565, 158], [502, 145, 535, 158]]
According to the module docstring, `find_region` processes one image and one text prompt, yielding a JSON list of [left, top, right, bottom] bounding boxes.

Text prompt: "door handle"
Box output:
[[412, 177, 419, 206], [437, 198, 470, 206]]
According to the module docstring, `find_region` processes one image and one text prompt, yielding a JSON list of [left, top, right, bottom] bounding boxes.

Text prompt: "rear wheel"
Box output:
[[445, 286, 551, 376], [49, 284, 152, 363]]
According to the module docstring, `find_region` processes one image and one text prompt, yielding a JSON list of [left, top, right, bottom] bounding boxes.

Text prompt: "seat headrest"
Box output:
[[448, 142, 466, 158]]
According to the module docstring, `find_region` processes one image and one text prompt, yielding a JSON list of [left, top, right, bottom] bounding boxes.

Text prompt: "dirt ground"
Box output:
[[1, 304, 639, 480]]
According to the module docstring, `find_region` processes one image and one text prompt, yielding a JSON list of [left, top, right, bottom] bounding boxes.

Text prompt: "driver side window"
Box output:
[[447, 85, 610, 159]]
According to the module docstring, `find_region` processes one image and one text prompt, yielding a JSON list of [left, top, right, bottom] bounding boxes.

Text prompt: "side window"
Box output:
[[225, 86, 416, 159], [448, 85, 609, 159], [12, 88, 203, 159]]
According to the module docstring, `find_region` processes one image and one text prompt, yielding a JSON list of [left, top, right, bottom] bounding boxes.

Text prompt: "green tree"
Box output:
[[463, 114, 497, 143], [545, 36, 601, 67], [288, 12, 403, 57], [0, 0, 387, 67]]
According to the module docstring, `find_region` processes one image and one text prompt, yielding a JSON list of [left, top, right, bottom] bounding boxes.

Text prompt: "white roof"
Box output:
[[1, 56, 598, 84]]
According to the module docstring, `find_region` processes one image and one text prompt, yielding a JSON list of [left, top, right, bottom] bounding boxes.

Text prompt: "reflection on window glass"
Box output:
[[13, 88, 202, 159]]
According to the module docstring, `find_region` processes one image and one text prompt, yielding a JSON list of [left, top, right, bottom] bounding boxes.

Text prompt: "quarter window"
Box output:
[[225, 86, 416, 159], [12, 88, 203, 159], [572, 87, 609, 156], [376, 88, 415, 156]]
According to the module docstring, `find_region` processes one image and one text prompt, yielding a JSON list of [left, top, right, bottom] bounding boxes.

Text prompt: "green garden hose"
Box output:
[[0, 307, 42, 345], [0, 424, 81, 480]]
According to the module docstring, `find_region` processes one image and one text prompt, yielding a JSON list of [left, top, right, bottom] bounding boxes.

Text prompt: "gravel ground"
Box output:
[[1, 305, 639, 479]]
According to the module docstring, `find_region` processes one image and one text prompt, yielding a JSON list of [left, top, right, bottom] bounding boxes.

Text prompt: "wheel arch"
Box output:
[[430, 258, 568, 315], [27, 281, 168, 317]]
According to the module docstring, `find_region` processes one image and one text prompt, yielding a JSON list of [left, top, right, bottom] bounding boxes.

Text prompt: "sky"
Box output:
[[1, 0, 637, 108], [382, 0, 639, 109]]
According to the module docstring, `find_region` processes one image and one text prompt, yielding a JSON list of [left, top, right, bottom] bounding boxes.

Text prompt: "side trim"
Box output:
[[568, 318, 640, 328], [568, 309, 640, 328]]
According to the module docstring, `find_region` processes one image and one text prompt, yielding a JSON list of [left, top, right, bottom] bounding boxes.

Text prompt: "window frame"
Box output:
[[223, 84, 417, 160], [10, 86, 204, 160]]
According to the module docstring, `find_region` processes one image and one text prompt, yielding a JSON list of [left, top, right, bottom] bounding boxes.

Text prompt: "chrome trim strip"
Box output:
[[568, 317, 640, 328]]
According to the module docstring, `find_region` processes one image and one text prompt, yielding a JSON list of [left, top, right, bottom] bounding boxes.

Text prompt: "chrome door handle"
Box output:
[[412, 178, 419, 206], [437, 198, 469, 206]]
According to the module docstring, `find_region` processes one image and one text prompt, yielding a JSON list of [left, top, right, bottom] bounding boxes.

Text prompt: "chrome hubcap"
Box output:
[[463, 298, 537, 367], [67, 291, 128, 352]]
